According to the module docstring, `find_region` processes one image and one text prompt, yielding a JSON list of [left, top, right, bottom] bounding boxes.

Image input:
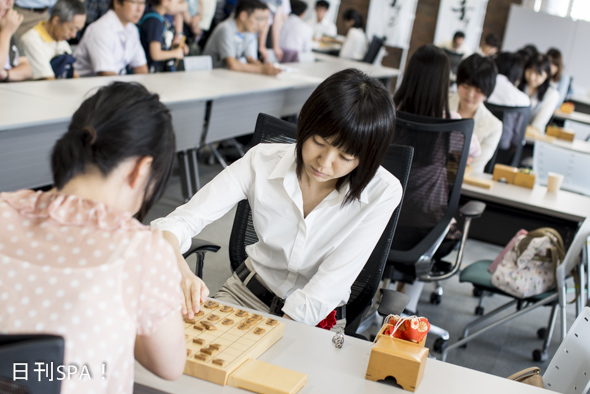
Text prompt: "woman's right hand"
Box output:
[[178, 260, 209, 319], [0, 9, 23, 36]]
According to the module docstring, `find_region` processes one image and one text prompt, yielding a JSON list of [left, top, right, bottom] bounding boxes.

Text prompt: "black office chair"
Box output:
[[382, 111, 486, 348], [0, 334, 64, 394], [362, 36, 386, 64], [186, 113, 414, 336], [483, 103, 531, 173]]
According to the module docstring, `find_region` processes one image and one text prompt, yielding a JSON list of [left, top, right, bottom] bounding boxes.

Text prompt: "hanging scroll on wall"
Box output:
[[366, 0, 418, 48], [433, 0, 489, 53]]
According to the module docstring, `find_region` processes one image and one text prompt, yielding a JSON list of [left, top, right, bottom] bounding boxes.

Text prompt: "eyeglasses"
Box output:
[[123, 0, 146, 5]]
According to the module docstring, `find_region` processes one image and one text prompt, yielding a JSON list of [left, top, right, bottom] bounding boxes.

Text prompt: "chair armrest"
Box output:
[[377, 289, 411, 317], [459, 200, 486, 218], [182, 238, 221, 278], [181, 238, 221, 259]]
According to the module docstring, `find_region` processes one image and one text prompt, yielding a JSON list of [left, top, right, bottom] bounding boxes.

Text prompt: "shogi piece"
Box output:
[[492, 164, 518, 184], [365, 325, 429, 392]]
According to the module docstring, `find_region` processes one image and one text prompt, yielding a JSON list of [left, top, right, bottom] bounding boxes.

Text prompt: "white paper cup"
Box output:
[[547, 172, 564, 192]]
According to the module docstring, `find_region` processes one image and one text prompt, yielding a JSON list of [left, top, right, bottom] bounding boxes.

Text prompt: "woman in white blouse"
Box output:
[[338, 9, 368, 61], [519, 54, 560, 134], [152, 69, 403, 330]]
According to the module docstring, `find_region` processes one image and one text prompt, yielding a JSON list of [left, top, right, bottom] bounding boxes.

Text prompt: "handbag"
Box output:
[[506, 366, 544, 388], [491, 227, 565, 298]]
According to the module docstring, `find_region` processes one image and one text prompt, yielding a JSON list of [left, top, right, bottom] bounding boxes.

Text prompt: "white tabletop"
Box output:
[[553, 109, 590, 125], [134, 309, 550, 394], [461, 174, 590, 222]]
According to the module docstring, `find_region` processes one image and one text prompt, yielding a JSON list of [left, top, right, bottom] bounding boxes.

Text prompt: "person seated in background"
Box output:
[[20, 0, 85, 80], [151, 69, 402, 332], [0, 0, 32, 82], [138, 0, 186, 73], [278, 0, 312, 56], [338, 8, 367, 61], [0, 82, 185, 393], [439, 31, 472, 57], [547, 47, 570, 108], [449, 54, 502, 174], [519, 54, 560, 134], [74, 0, 148, 76], [487, 51, 531, 107], [478, 33, 500, 58], [310, 0, 335, 40], [203, 0, 280, 75]]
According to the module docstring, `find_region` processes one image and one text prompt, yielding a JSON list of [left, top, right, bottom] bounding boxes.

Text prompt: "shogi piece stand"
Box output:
[[365, 326, 429, 392]]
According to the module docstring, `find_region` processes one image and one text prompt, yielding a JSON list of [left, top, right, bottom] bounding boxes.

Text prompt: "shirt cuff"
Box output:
[[150, 218, 191, 254], [282, 289, 334, 326]]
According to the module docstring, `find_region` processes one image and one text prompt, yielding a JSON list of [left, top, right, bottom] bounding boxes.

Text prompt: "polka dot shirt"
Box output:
[[0, 190, 183, 394]]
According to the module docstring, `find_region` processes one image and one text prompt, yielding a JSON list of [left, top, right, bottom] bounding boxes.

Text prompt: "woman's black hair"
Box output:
[[456, 53, 498, 98], [343, 8, 364, 30], [546, 47, 563, 82], [494, 51, 524, 85], [296, 68, 396, 206], [519, 54, 552, 101], [394, 44, 451, 119], [51, 82, 176, 221]]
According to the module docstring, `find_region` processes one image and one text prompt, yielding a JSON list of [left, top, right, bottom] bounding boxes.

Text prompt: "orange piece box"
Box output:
[[560, 102, 575, 114], [514, 171, 536, 189], [492, 164, 518, 184], [546, 125, 576, 141]]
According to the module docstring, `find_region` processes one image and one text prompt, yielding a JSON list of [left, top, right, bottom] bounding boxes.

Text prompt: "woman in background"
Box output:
[[338, 9, 367, 61], [547, 48, 570, 107]]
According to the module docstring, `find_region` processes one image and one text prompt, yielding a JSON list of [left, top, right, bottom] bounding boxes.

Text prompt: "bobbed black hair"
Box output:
[[296, 68, 396, 206], [394, 44, 451, 119], [315, 0, 329, 9], [291, 0, 307, 17], [235, 0, 268, 18], [456, 53, 498, 98], [343, 9, 364, 30], [51, 82, 176, 221], [519, 54, 552, 101], [453, 31, 465, 41], [495, 51, 525, 85]]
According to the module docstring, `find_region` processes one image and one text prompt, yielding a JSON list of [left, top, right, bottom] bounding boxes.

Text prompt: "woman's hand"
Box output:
[[178, 261, 209, 319]]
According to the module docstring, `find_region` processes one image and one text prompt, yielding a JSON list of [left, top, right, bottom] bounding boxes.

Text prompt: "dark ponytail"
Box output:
[[51, 82, 176, 221]]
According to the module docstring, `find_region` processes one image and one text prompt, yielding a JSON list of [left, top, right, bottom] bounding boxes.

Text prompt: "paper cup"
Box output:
[[547, 172, 564, 192]]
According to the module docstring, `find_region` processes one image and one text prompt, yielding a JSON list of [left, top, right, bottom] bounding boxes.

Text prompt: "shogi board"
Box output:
[[183, 300, 286, 386]]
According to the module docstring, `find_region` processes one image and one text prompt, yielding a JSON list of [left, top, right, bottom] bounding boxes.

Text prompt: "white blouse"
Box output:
[[152, 143, 402, 325], [339, 27, 368, 61]]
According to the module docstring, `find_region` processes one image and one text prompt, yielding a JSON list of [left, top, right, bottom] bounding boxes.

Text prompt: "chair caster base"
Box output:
[[433, 338, 448, 353], [532, 349, 548, 362], [475, 306, 484, 315], [537, 327, 547, 340], [430, 293, 441, 305]]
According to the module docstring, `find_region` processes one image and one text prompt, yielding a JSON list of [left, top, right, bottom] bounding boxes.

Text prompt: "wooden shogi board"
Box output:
[[183, 300, 286, 386]]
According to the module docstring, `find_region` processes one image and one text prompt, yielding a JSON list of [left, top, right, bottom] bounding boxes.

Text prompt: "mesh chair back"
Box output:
[[387, 111, 473, 278], [442, 48, 463, 75], [362, 36, 386, 64], [228, 113, 414, 332], [484, 103, 531, 171]]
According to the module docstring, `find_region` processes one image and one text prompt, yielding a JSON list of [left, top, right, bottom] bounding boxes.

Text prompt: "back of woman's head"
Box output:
[[494, 51, 524, 85], [519, 54, 552, 100], [51, 82, 176, 220], [296, 68, 396, 205], [343, 8, 363, 29], [456, 53, 498, 97], [546, 47, 563, 82], [393, 44, 451, 118]]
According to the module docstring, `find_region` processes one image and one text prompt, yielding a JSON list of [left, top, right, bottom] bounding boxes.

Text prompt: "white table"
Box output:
[[461, 173, 590, 246], [134, 311, 550, 394], [0, 57, 398, 193]]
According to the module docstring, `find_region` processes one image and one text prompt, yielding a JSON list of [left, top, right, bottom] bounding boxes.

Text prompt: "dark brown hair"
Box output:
[[547, 48, 563, 83], [295, 68, 396, 206]]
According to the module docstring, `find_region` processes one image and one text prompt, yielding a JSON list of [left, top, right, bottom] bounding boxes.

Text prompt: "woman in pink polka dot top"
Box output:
[[0, 82, 187, 393]]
